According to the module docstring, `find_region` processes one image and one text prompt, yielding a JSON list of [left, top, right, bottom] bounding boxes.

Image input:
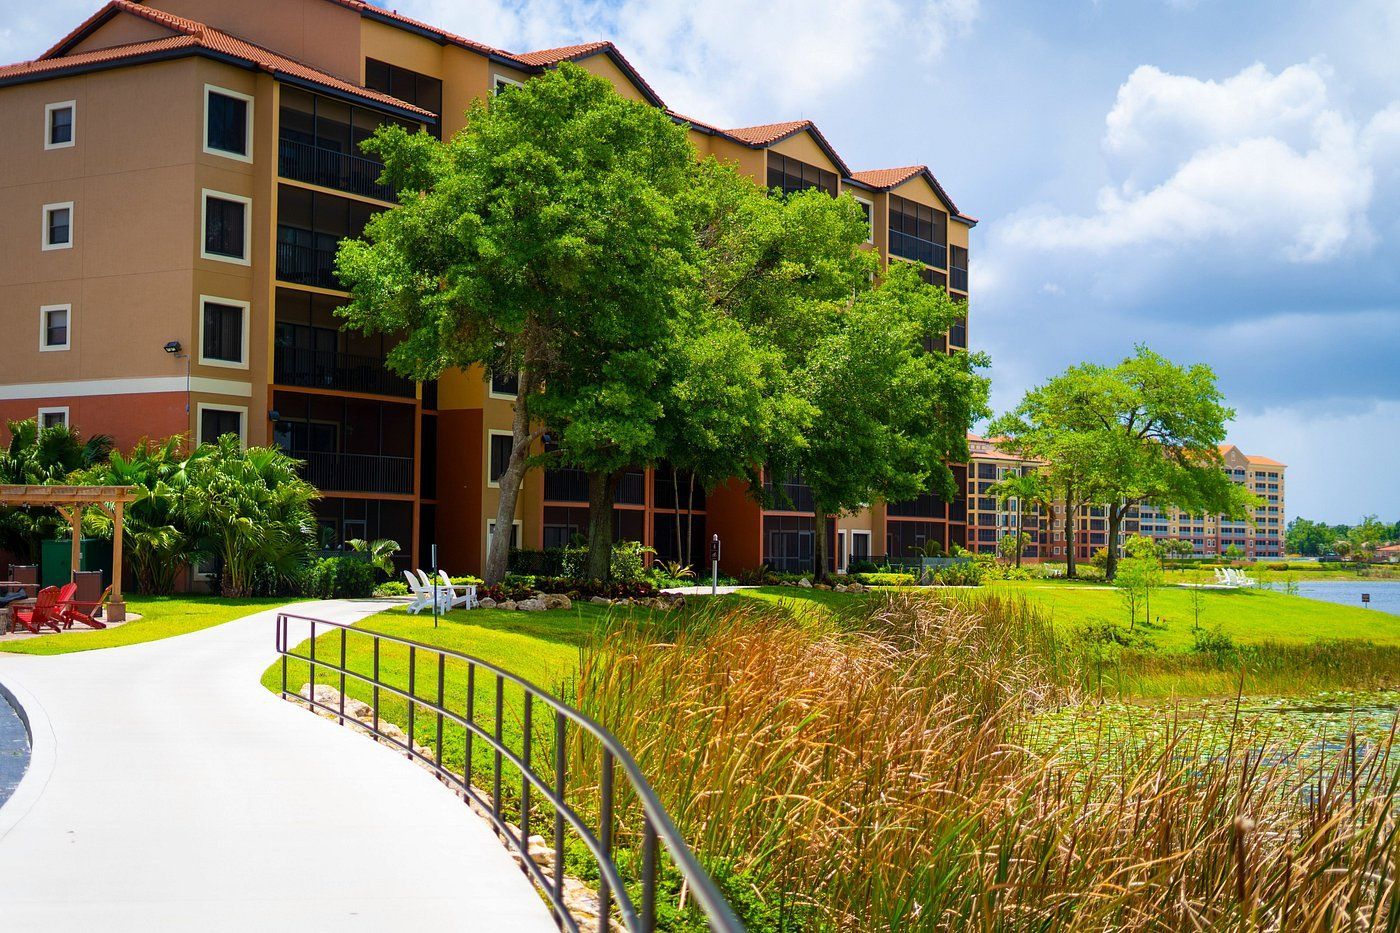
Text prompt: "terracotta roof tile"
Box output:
[[723, 120, 813, 146], [513, 41, 612, 67], [1246, 455, 1286, 467], [850, 166, 924, 189], [4, 1, 432, 117]]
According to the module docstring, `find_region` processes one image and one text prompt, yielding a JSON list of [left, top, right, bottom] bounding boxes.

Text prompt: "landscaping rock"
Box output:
[[543, 594, 572, 610], [515, 597, 547, 612], [833, 583, 848, 593], [798, 577, 813, 588], [589, 595, 612, 606], [498, 600, 517, 612], [477, 597, 497, 609], [847, 582, 864, 593], [815, 583, 831, 591]]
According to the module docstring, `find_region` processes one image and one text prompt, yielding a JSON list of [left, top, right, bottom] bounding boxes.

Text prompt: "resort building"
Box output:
[[0, 0, 974, 577], [966, 436, 1286, 562]]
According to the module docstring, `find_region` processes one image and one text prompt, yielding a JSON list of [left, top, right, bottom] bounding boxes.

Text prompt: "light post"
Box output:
[[710, 534, 721, 596]]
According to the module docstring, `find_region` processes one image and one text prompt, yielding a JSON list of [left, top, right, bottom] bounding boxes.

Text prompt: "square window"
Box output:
[[488, 432, 513, 485], [490, 370, 519, 397], [199, 405, 245, 446], [202, 192, 249, 263], [46, 101, 75, 149], [200, 298, 247, 366], [38, 407, 69, 430], [43, 203, 73, 250], [40, 304, 70, 351], [205, 86, 251, 159]]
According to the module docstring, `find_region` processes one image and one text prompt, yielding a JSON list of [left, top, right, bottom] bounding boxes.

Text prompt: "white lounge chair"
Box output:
[[403, 570, 436, 614], [437, 570, 477, 610]]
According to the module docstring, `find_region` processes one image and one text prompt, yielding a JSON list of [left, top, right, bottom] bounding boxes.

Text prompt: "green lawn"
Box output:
[[988, 580, 1400, 650], [0, 595, 296, 655]]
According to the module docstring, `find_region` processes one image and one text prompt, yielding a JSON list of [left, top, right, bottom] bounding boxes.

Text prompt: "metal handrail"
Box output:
[[275, 612, 744, 933]]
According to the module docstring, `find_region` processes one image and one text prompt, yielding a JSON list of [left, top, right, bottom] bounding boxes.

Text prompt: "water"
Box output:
[[1262, 579, 1400, 616], [0, 688, 29, 807]]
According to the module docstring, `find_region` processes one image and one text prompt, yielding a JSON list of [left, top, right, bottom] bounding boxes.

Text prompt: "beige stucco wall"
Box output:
[[147, 0, 363, 83]]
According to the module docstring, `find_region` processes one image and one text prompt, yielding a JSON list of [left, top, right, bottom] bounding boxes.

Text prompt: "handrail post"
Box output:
[[554, 711, 566, 906], [598, 749, 614, 932], [521, 691, 533, 859], [642, 816, 658, 933]]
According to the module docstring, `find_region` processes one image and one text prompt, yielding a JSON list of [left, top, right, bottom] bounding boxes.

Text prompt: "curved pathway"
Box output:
[[0, 599, 554, 931]]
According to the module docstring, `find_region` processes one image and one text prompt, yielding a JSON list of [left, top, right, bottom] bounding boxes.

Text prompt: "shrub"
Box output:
[[303, 556, 377, 599], [1265, 562, 1290, 572], [374, 580, 408, 597], [933, 561, 988, 586], [846, 558, 881, 574], [509, 547, 566, 577], [853, 572, 917, 587], [534, 578, 659, 600], [560, 541, 653, 581]]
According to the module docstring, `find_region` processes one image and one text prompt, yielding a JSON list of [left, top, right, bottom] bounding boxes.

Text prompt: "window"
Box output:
[[486, 520, 521, 552], [950, 244, 969, 292], [42, 202, 73, 250], [854, 196, 874, 242], [488, 431, 513, 485], [202, 191, 250, 263], [38, 407, 68, 430], [204, 86, 252, 160], [40, 304, 70, 351], [45, 101, 75, 149], [492, 74, 523, 94], [888, 194, 947, 267], [199, 298, 248, 367], [767, 153, 838, 197], [198, 404, 246, 446], [490, 370, 520, 397], [365, 58, 442, 135]]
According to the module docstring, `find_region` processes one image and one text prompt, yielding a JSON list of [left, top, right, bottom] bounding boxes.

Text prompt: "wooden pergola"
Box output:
[[0, 485, 139, 623]]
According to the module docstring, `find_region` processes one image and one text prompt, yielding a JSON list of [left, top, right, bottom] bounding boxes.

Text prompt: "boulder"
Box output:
[[833, 583, 848, 593], [498, 600, 518, 612], [797, 577, 813, 588], [516, 597, 547, 612], [846, 582, 864, 593], [477, 597, 497, 610], [814, 583, 831, 591], [543, 594, 572, 610], [589, 595, 612, 606]]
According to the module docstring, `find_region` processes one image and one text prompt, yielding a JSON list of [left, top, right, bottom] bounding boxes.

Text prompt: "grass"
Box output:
[[990, 579, 1400, 649], [0, 594, 294, 655]]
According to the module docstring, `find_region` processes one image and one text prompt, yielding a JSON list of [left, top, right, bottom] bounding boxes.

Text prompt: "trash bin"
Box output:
[[7, 563, 38, 598], [74, 570, 104, 605]]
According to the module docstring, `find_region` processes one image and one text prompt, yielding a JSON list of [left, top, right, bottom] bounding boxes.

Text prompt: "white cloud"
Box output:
[[398, 0, 978, 124], [1001, 61, 1395, 263]]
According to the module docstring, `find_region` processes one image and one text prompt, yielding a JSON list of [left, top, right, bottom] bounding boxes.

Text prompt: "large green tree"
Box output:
[[337, 63, 697, 582], [991, 347, 1254, 580], [1285, 517, 1340, 557]]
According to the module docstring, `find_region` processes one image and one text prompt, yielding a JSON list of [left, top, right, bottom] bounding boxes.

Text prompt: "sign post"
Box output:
[[431, 543, 439, 629], [710, 534, 721, 596], [1362, 593, 1371, 609]]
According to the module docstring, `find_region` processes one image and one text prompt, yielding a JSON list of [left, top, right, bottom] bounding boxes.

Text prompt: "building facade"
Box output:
[[966, 436, 1286, 562], [0, 0, 975, 577]]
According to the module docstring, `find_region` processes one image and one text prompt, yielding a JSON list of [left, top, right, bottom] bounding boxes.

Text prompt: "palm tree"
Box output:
[[0, 418, 114, 562], [348, 537, 402, 577], [988, 470, 1050, 569], [85, 436, 198, 594]]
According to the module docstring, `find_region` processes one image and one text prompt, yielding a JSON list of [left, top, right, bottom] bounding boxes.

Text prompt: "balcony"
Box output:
[[293, 450, 413, 494], [274, 345, 414, 398], [544, 467, 589, 503], [889, 232, 947, 269], [949, 317, 968, 349], [279, 138, 394, 202], [277, 236, 339, 290]]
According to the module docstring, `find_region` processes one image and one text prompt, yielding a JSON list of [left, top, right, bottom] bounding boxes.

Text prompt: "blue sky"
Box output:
[[6, 0, 1397, 523]]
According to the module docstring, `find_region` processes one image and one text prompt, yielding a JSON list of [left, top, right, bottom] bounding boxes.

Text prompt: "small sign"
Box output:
[[711, 535, 721, 563], [1362, 593, 1371, 606]]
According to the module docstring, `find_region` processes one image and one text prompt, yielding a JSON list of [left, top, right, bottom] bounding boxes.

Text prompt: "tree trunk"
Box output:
[[1014, 500, 1024, 569], [1105, 503, 1124, 581], [671, 466, 683, 567], [685, 472, 697, 570], [483, 364, 540, 585], [585, 470, 616, 580], [813, 502, 828, 582]]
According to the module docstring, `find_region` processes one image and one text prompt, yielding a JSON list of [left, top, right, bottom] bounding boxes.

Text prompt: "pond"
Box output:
[[0, 687, 29, 808], [1262, 579, 1400, 616]]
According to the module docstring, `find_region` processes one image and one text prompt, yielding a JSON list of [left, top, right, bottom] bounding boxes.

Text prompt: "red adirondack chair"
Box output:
[[12, 585, 67, 635], [60, 584, 110, 630]]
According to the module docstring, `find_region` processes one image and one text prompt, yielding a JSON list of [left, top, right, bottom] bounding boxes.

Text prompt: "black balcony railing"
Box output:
[[279, 138, 395, 202], [276, 613, 744, 933], [276, 236, 340, 290], [764, 479, 815, 513], [544, 467, 590, 503], [949, 318, 968, 349], [950, 264, 968, 292], [889, 232, 947, 269], [293, 450, 413, 494], [274, 346, 414, 398]]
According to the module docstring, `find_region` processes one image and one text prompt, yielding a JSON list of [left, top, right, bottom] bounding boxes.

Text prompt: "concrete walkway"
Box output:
[[0, 599, 555, 932]]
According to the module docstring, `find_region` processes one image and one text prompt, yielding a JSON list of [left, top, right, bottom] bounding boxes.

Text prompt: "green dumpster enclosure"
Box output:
[[40, 537, 113, 589]]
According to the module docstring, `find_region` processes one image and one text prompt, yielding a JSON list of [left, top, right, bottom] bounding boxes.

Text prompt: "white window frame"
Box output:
[[197, 295, 250, 369], [196, 402, 248, 447], [486, 429, 514, 488], [487, 371, 520, 401], [854, 195, 875, 243], [39, 303, 72, 352], [44, 100, 76, 150], [37, 406, 70, 429], [492, 73, 523, 94], [200, 189, 252, 265], [487, 519, 522, 553], [42, 201, 74, 251], [850, 530, 872, 562], [203, 84, 254, 162]]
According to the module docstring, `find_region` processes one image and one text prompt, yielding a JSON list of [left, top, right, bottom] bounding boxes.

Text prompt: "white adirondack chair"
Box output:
[[438, 570, 478, 610], [403, 570, 435, 614]]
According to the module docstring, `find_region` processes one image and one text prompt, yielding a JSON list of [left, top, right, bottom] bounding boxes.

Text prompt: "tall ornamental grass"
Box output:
[[571, 592, 1400, 931]]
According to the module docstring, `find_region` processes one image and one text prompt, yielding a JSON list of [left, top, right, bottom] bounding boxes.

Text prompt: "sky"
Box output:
[[4, 0, 1397, 523]]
